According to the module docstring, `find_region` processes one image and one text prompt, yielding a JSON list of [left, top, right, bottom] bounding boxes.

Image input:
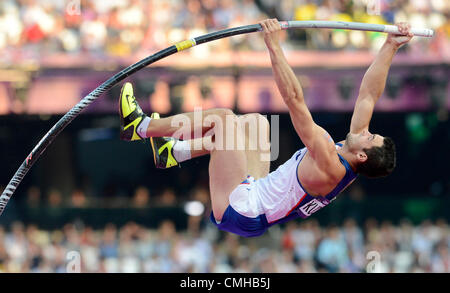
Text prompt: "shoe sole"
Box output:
[[149, 113, 160, 167], [119, 83, 128, 141], [118, 83, 137, 141], [150, 137, 159, 167]]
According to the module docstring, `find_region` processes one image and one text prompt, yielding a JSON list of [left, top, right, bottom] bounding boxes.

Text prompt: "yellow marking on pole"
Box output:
[[175, 39, 196, 52]]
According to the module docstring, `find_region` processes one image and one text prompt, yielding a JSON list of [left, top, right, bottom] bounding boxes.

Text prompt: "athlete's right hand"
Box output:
[[260, 18, 282, 49], [386, 22, 413, 49]]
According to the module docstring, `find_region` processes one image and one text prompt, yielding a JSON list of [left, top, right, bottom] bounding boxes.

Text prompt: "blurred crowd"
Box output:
[[1, 182, 450, 273], [0, 0, 448, 63], [0, 217, 449, 273], [22, 185, 195, 209]]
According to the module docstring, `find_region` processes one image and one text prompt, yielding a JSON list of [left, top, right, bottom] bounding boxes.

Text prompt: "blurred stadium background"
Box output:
[[0, 0, 449, 273]]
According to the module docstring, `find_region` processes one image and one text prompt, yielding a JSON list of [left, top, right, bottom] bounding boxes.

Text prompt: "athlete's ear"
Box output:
[[356, 151, 368, 163]]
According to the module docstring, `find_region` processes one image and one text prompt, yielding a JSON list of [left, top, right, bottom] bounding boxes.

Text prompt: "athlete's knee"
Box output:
[[240, 113, 268, 123], [208, 108, 238, 132], [239, 113, 270, 136], [204, 108, 235, 127], [214, 108, 235, 121], [204, 108, 238, 146], [255, 113, 270, 130]]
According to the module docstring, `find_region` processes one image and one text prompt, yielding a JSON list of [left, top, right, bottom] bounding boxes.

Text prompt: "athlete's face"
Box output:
[[345, 130, 384, 161]]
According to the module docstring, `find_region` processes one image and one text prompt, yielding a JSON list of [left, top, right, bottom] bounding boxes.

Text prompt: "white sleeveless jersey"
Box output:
[[255, 147, 309, 223], [229, 144, 357, 225]]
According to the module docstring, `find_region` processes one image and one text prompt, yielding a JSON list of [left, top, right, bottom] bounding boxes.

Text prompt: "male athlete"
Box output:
[[118, 19, 412, 237]]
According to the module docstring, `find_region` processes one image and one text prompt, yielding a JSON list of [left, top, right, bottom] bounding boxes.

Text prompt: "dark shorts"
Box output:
[[210, 205, 269, 238]]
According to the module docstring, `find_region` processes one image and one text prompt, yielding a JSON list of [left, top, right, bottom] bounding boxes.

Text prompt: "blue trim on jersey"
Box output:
[[327, 153, 357, 200], [295, 150, 311, 196], [241, 175, 252, 184], [295, 145, 357, 199], [287, 144, 358, 220]]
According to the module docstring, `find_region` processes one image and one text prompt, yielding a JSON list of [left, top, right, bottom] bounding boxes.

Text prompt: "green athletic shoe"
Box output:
[[149, 113, 179, 169], [119, 82, 147, 141]]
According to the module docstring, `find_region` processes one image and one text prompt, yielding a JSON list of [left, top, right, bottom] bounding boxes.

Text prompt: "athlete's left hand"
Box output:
[[260, 18, 282, 49], [386, 22, 413, 48]]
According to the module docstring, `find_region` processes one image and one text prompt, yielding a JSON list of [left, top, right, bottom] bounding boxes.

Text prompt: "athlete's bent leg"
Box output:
[[208, 110, 248, 221], [239, 113, 271, 179], [160, 113, 272, 170], [146, 108, 234, 139]]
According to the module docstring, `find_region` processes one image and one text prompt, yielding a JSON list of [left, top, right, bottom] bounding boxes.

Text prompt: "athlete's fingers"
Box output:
[[272, 18, 281, 30], [401, 23, 408, 34], [269, 20, 277, 32], [397, 22, 412, 38], [396, 22, 403, 33], [267, 18, 279, 32], [264, 19, 272, 32], [265, 19, 274, 32], [260, 20, 268, 33], [405, 23, 413, 37], [270, 18, 280, 31], [397, 22, 409, 35]]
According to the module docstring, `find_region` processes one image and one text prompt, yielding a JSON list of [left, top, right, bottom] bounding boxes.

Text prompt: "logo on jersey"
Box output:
[[298, 198, 330, 217], [241, 175, 254, 185]]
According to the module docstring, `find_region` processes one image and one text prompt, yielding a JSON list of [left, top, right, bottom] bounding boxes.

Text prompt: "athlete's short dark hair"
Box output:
[[356, 137, 396, 178]]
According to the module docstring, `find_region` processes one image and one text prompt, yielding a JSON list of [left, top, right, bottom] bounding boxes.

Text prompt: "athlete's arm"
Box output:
[[261, 19, 336, 170], [350, 22, 413, 134]]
